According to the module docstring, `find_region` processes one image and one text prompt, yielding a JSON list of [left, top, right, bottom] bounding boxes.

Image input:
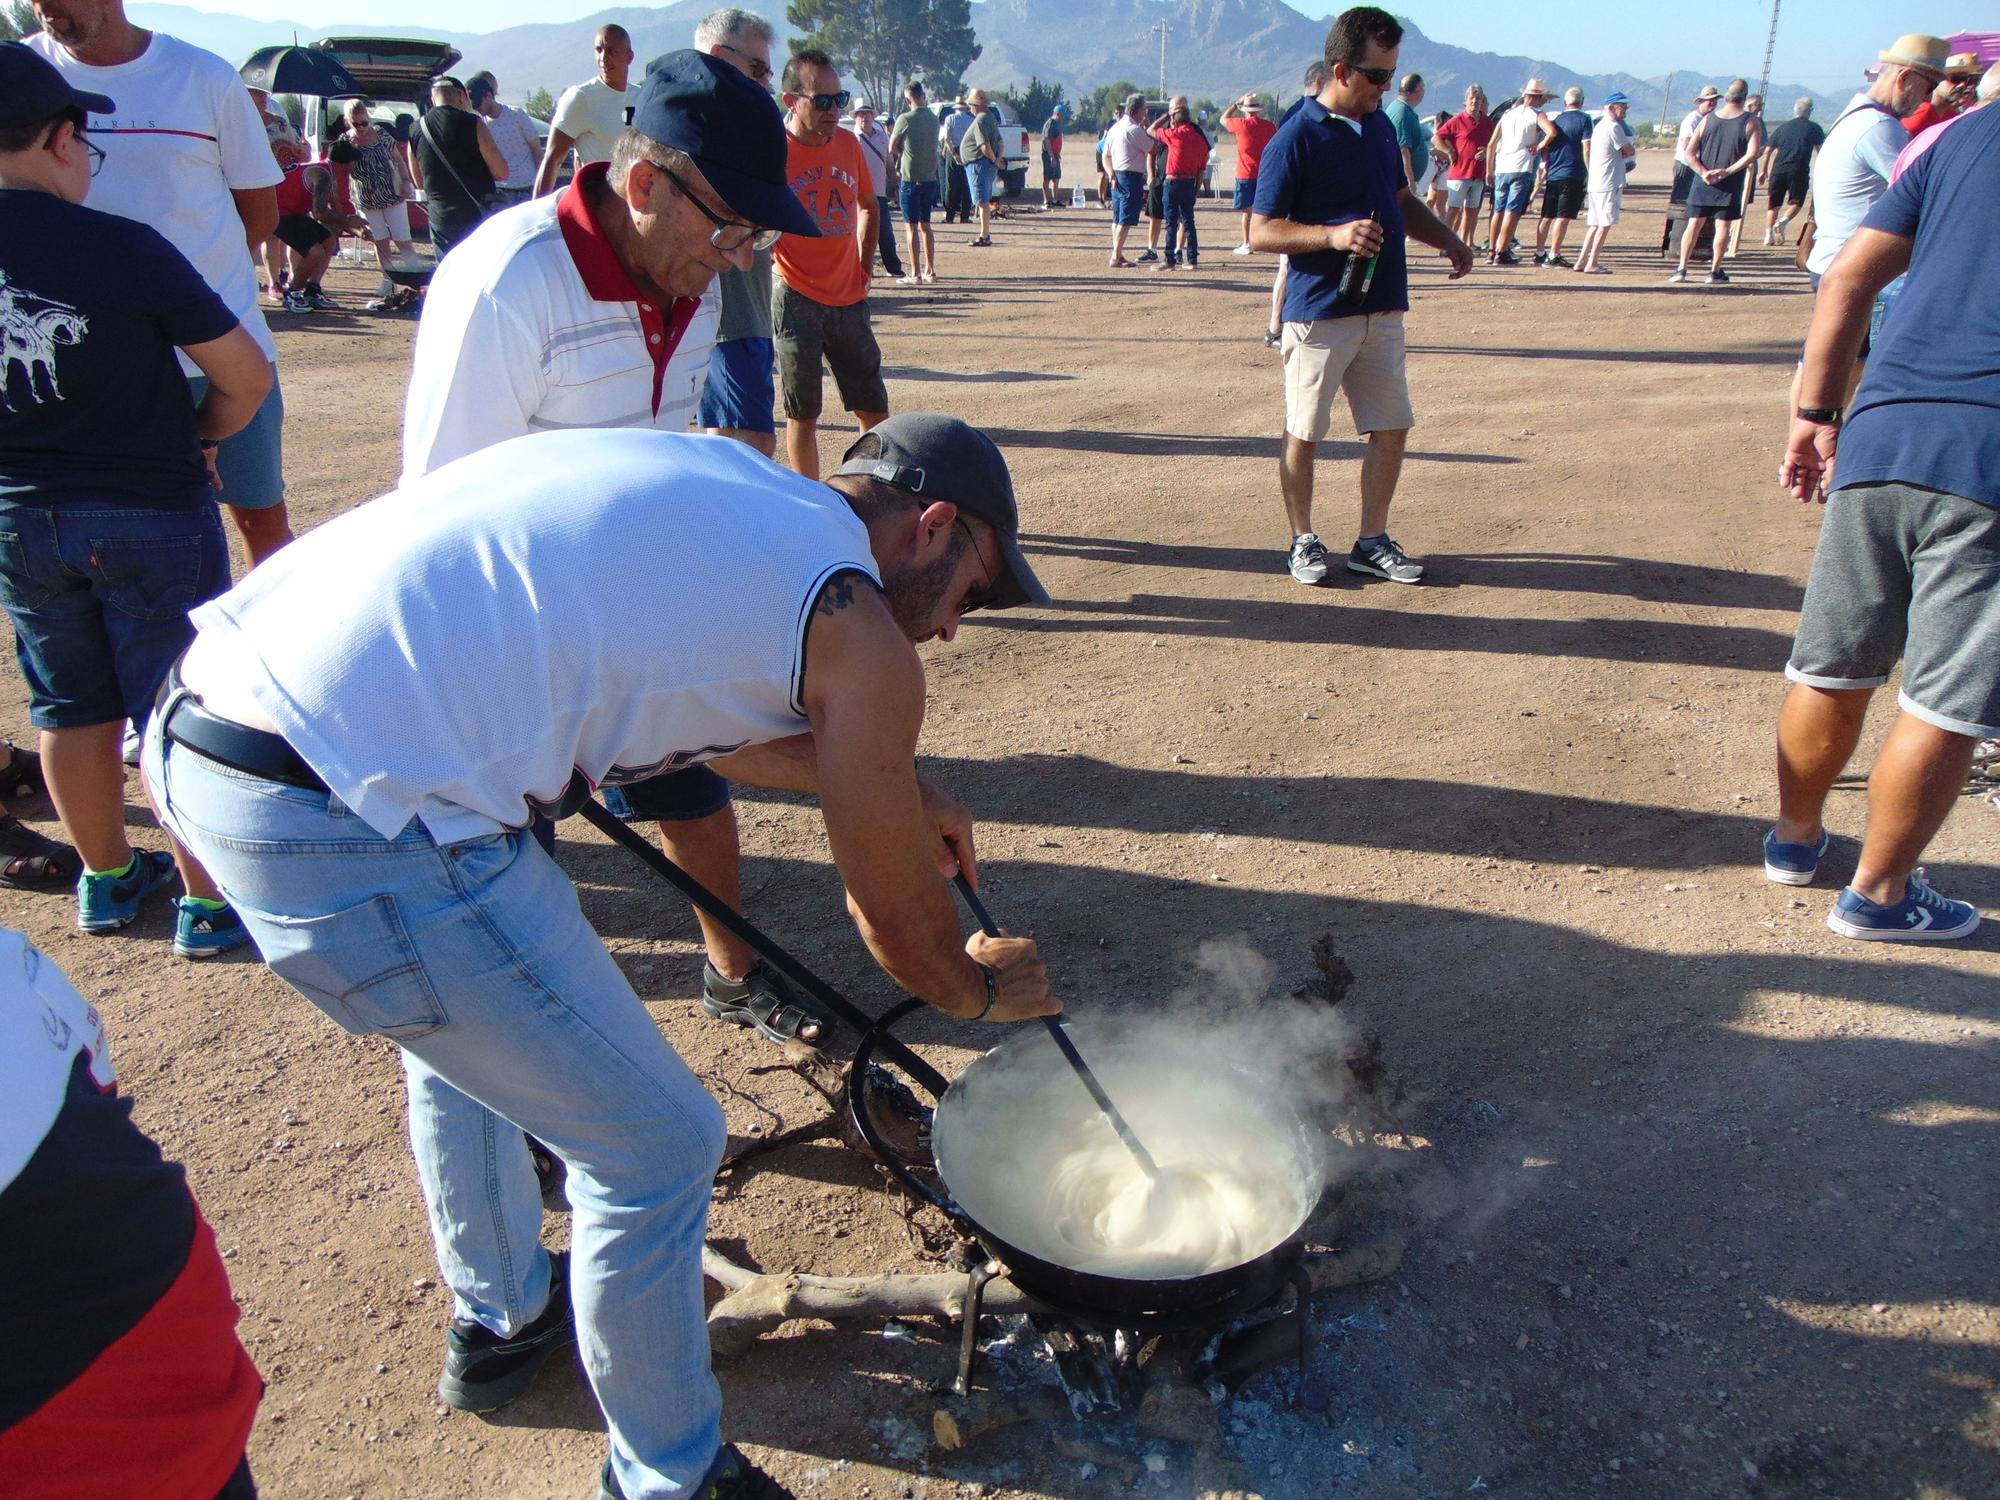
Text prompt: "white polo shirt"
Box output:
[[186, 429, 881, 844], [550, 77, 629, 167], [1103, 116, 1152, 174], [401, 162, 718, 481]]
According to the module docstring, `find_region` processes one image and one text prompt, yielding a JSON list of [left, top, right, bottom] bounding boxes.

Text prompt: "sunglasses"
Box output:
[[1349, 64, 1395, 87], [955, 517, 1000, 614], [801, 89, 850, 112], [648, 162, 782, 252], [716, 42, 771, 82]]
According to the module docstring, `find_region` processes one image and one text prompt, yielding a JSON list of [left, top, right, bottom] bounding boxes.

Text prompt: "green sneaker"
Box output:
[[76, 849, 177, 934], [174, 898, 253, 959]]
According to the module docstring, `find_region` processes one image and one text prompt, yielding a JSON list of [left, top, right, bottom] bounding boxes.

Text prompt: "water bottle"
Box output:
[[1337, 211, 1380, 307]]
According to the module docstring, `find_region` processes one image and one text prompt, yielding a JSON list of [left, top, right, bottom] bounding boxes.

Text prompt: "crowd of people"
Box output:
[[0, 0, 1994, 1495]]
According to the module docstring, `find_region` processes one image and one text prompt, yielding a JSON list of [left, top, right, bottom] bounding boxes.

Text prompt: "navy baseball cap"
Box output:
[[835, 415, 1049, 610], [0, 41, 114, 133], [630, 49, 818, 239]]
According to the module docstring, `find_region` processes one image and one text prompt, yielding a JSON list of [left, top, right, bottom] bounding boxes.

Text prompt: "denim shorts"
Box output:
[[967, 158, 998, 206], [772, 281, 887, 421], [696, 337, 776, 434], [1786, 481, 2000, 738], [1493, 172, 1534, 214], [600, 765, 731, 823], [0, 498, 230, 727], [1111, 168, 1144, 226], [897, 178, 936, 224], [187, 364, 285, 511], [1232, 177, 1257, 211]]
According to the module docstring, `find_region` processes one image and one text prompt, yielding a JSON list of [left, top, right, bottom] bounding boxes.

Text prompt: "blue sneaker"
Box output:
[[1826, 872, 1980, 942], [76, 849, 177, 934], [1763, 827, 1830, 885], [174, 898, 253, 959]]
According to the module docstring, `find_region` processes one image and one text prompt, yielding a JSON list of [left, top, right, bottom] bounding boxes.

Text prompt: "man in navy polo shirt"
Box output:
[[1766, 100, 1999, 943], [1250, 6, 1471, 588]]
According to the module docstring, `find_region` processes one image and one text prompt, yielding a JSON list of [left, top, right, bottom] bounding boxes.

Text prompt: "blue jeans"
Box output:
[[0, 498, 229, 727], [967, 157, 997, 206], [1111, 168, 1144, 227], [1164, 176, 1199, 265], [147, 731, 728, 1498]]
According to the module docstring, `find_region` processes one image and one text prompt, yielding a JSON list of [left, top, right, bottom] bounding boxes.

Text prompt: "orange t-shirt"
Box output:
[[775, 127, 870, 308]]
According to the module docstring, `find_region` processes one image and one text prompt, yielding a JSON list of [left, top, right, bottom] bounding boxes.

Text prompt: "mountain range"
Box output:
[[130, 0, 1846, 122]]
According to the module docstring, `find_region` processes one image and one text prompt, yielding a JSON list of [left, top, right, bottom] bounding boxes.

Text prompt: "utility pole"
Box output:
[[1757, 0, 1781, 99], [1150, 19, 1171, 101], [1657, 69, 1676, 137]]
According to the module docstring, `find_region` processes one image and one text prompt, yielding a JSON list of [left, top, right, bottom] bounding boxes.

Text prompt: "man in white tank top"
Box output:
[[144, 417, 1058, 1499]]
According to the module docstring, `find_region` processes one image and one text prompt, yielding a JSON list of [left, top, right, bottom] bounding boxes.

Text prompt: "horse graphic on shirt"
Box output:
[[0, 272, 89, 411]]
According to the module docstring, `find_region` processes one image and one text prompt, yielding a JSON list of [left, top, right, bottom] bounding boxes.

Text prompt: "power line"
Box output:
[[1149, 19, 1171, 101]]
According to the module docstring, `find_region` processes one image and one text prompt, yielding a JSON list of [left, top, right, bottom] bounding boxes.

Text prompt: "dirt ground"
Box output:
[[5, 148, 1998, 1500]]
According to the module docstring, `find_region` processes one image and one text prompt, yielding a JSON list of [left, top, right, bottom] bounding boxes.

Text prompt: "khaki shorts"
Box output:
[[1281, 312, 1415, 443]]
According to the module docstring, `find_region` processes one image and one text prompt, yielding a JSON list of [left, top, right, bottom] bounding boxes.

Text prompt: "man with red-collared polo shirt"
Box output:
[[397, 50, 831, 1424]]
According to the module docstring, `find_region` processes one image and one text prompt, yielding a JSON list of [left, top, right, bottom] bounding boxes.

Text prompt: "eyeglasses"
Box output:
[[716, 42, 771, 82], [802, 89, 850, 112], [648, 161, 782, 252], [955, 517, 1000, 614], [1349, 64, 1395, 87], [57, 131, 106, 176]]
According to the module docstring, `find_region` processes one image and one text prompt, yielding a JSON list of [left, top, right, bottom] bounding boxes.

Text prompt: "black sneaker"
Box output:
[[1706, 268, 1730, 284], [1136, 248, 1159, 263], [1347, 534, 1425, 584], [599, 1444, 793, 1499], [1495, 249, 1520, 265], [437, 1250, 577, 1413], [1544, 252, 1571, 268]]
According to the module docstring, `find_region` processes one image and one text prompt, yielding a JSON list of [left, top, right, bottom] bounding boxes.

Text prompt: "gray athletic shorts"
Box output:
[[1786, 480, 2000, 738]]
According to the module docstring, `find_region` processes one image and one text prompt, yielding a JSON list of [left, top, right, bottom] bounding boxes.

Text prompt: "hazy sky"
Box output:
[[162, 0, 1922, 92]]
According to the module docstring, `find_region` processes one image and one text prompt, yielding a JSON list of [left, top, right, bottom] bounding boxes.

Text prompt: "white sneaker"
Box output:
[[1667, 268, 1688, 283], [1232, 243, 1252, 255], [895, 274, 917, 285], [1287, 533, 1330, 585]]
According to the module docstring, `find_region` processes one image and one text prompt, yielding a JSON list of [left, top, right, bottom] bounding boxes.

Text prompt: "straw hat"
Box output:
[[1877, 35, 1949, 72], [1694, 84, 1721, 101], [1945, 51, 1983, 78], [1518, 77, 1548, 98]]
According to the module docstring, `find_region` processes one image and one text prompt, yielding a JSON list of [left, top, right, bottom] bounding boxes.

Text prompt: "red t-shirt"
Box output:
[[1154, 121, 1211, 178], [774, 127, 871, 308], [1902, 99, 1956, 136], [1436, 113, 1496, 180], [1223, 114, 1278, 179]]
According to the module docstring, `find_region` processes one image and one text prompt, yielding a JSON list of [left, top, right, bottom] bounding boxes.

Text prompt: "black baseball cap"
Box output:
[[835, 415, 1049, 609], [0, 42, 114, 134], [630, 49, 818, 239]]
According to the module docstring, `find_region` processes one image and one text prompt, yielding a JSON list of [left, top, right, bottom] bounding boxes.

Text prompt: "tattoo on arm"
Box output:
[[812, 568, 880, 618]]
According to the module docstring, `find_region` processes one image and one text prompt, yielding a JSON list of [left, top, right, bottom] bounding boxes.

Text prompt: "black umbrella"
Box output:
[[239, 45, 358, 97]]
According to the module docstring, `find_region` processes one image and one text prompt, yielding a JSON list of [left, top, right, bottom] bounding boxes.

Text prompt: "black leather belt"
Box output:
[[157, 659, 329, 793]]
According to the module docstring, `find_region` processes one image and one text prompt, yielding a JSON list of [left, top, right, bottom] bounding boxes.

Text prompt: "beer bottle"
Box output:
[[1337, 211, 1380, 306]]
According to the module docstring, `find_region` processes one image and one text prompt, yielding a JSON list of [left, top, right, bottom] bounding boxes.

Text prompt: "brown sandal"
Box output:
[[0, 814, 75, 890]]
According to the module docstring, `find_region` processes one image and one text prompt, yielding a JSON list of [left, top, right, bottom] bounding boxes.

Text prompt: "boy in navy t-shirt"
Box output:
[[0, 41, 268, 954]]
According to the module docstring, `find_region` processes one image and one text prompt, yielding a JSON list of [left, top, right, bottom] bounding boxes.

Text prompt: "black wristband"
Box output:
[[1796, 406, 1843, 425], [975, 963, 998, 1020]]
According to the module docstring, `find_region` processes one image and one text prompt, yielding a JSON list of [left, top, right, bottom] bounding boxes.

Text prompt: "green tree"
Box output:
[[998, 76, 1064, 129], [0, 0, 41, 39], [1074, 78, 1141, 132], [785, 0, 979, 118], [524, 85, 556, 120]]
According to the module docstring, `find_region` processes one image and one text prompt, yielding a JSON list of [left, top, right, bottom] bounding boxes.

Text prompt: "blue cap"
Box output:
[[1602, 91, 1630, 105], [628, 50, 818, 239], [0, 41, 114, 134]]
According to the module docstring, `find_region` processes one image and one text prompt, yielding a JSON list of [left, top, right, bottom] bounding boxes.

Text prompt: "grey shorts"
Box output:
[[1786, 480, 2000, 738], [772, 281, 888, 421]]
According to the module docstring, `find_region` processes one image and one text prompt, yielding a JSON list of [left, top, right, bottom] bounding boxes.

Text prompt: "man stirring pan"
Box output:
[[145, 415, 1057, 1499]]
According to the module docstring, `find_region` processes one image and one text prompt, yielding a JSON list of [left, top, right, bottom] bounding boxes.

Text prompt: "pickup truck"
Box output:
[[985, 100, 1032, 199]]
